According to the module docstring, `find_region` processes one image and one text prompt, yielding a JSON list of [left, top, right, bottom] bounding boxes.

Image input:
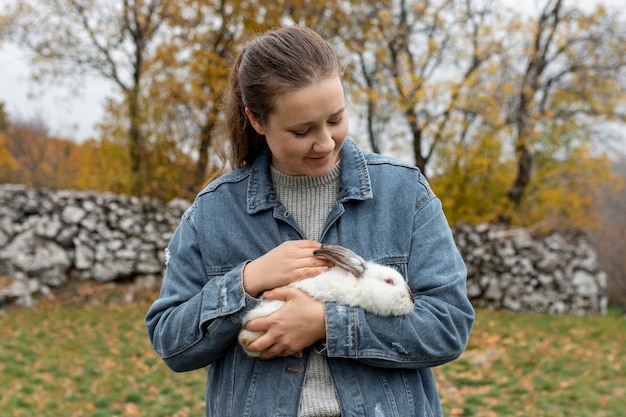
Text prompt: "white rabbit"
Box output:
[[238, 244, 415, 357]]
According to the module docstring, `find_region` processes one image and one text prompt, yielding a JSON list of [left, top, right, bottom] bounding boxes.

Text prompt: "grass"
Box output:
[[0, 301, 206, 417], [1, 300, 624, 417], [437, 309, 626, 416]]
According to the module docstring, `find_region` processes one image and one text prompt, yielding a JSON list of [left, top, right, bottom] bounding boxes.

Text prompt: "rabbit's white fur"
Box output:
[[238, 246, 414, 357]]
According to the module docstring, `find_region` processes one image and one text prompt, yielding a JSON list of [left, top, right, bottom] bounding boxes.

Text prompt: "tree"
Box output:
[[503, 0, 626, 205], [0, 102, 9, 132], [140, 0, 276, 189], [0, 117, 76, 188], [590, 158, 626, 307], [134, 0, 338, 191], [0, 112, 145, 194], [429, 1, 625, 224], [0, 104, 17, 179], [5, 0, 171, 195], [4, 0, 624, 228], [333, 0, 504, 175], [0, 131, 17, 180]]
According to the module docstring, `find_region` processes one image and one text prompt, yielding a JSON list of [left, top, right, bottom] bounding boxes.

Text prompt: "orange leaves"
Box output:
[[517, 144, 614, 229], [0, 124, 75, 189], [0, 132, 18, 177], [0, 121, 136, 195], [3, 0, 624, 213]]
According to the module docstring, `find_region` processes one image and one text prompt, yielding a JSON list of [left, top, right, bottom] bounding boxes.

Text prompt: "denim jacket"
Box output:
[[146, 139, 475, 417]]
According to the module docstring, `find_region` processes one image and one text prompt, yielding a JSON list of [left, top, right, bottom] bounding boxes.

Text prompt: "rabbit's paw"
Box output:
[[238, 329, 264, 357]]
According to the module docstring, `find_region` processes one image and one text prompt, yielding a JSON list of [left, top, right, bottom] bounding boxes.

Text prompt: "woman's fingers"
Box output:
[[244, 288, 325, 359], [243, 240, 331, 296]]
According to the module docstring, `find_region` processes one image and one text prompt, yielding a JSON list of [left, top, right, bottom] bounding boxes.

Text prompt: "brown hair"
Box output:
[[218, 26, 342, 168]]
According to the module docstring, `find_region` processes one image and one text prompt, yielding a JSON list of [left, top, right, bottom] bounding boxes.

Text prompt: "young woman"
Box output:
[[146, 25, 474, 417]]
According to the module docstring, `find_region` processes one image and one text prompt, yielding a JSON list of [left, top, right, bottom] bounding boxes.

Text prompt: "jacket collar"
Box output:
[[247, 139, 373, 214]]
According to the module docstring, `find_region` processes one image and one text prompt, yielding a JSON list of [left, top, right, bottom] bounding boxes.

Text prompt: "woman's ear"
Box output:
[[245, 108, 265, 135]]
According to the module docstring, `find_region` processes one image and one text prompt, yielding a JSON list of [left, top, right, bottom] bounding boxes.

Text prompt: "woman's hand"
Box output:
[[243, 286, 326, 358], [243, 240, 331, 297]]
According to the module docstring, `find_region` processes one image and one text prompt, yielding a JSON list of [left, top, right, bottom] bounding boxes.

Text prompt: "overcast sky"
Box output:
[[0, 0, 622, 143]]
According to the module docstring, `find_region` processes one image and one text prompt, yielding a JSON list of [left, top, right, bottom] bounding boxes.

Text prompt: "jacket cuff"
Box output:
[[323, 302, 358, 357], [208, 261, 260, 322]]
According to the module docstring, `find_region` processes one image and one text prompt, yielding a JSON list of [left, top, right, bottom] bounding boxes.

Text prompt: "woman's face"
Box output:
[[246, 76, 348, 177]]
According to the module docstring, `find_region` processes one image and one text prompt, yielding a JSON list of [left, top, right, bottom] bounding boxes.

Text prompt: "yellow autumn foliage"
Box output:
[[2, 0, 624, 223]]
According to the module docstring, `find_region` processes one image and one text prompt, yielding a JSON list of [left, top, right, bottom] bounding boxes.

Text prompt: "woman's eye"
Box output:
[[291, 117, 342, 137]]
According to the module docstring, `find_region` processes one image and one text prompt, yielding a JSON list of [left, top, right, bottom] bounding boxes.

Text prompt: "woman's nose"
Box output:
[[313, 127, 335, 152]]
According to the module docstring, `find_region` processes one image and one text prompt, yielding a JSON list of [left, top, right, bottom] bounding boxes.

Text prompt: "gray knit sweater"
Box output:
[[270, 163, 342, 417]]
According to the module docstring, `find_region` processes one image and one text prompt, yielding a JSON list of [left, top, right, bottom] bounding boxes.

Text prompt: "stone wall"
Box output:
[[453, 222, 607, 315], [0, 184, 189, 307], [0, 184, 607, 314]]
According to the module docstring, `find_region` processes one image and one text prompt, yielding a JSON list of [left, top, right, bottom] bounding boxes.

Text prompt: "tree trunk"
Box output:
[[508, 143, 533, 205], [128, 88, 145, 196], [506, 0, 562, 206], [412, 124, 426, 174], [194, 108, 218, 189]]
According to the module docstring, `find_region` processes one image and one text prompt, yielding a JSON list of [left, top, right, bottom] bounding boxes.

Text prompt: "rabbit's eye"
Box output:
[[384, 278, 395, 285]]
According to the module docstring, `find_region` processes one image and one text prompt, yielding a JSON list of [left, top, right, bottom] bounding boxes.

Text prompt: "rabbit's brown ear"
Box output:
[[313, 244, 366, 278]]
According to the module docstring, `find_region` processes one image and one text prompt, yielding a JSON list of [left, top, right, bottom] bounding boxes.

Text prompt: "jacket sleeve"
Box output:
[[324, 196, 475, 369], [145, 212, 257, 372]]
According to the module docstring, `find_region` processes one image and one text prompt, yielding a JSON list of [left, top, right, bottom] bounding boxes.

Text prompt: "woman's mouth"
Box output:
[[309, 153, 332, 165]]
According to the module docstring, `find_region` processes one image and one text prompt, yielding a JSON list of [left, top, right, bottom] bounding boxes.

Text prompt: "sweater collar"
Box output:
[[247, 139, 372, 214], [270, 162, 341, 190]]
